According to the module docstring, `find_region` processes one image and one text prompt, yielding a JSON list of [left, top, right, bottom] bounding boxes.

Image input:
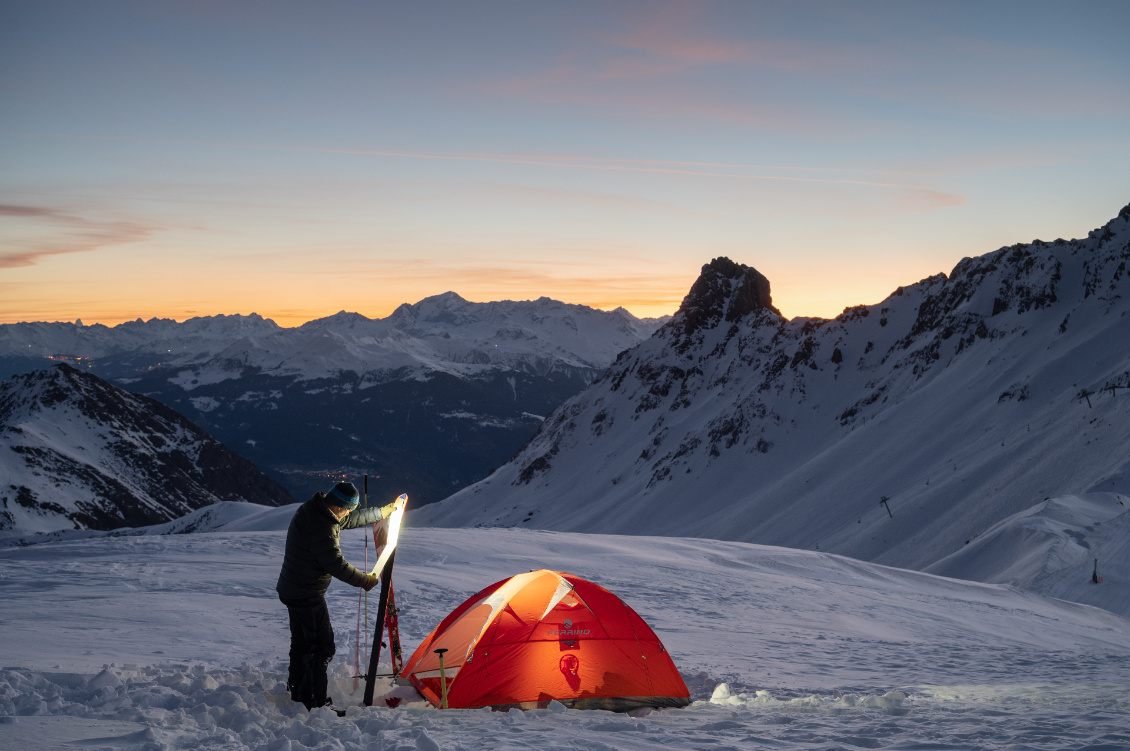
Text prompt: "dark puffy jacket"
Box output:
[[276, 493, 388, 601]]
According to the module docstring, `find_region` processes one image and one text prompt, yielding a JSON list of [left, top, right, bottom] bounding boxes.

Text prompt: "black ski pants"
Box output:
[[281, 595, 336, 709]]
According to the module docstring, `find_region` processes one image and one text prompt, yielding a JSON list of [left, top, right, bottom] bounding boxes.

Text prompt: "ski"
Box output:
[[363, 549, 396, 706], [362, 493, 407, 707], [386, 584, 403, 675]]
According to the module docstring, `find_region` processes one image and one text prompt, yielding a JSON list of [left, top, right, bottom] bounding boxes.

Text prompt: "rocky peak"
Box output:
[[675, 258, 781, 337], [298, 311, 372, 331], [1, 362, 79, 417], [387, 291, 473, 328]]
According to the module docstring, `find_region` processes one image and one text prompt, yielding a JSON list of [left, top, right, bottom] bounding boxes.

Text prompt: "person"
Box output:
[[276, 481, 404, 710]]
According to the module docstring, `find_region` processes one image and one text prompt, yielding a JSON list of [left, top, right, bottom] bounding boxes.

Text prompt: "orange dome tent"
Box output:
[[402, 569, 691, 711]]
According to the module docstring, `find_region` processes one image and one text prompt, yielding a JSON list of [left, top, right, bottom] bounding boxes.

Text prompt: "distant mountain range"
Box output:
[[0, 294, 667, 505], [417, 203, 1130, 573], [0, 364, 293, 535]]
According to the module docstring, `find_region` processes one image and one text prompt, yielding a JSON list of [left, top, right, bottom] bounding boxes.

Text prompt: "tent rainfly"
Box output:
[[402, 569, 691, 711]]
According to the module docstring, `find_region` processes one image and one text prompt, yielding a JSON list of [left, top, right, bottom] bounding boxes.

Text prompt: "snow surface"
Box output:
[[1, 517, 1128, 750], [926, 493, 1130, 616]]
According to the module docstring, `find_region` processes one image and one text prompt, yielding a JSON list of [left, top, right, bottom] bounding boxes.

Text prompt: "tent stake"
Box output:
[[435, 648, 450, 709]]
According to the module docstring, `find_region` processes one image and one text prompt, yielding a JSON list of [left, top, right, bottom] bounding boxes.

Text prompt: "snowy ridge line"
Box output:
[[0, 293, 669, 383], [0, 365, 293, 535]]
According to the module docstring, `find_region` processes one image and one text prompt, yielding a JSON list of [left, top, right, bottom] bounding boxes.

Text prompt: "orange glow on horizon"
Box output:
[[0, 286, 901, 329], [0, 299, 686, 329]]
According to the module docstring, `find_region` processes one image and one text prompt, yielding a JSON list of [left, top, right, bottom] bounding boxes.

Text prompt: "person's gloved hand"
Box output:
[[380, 495, 406, 519], [362, 573, 379, 591]]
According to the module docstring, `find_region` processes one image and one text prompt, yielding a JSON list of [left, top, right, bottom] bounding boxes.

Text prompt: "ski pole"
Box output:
[[363, 474, 369, 647], [434, 648, 449, 709]]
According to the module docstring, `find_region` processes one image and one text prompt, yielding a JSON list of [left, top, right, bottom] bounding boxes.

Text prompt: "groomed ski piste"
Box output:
[[1, 503, 1128, 750]]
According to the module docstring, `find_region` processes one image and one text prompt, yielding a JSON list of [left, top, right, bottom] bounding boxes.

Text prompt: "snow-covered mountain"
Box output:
[[0, 313, 284, 381], [0, 293, 665, 383], [0, 295, 666, 505], [418, 203, 1130, 573], [0, 364, 293, 535]]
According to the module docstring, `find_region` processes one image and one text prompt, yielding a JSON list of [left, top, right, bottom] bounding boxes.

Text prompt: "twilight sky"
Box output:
[[2, 1, 1129, 326]]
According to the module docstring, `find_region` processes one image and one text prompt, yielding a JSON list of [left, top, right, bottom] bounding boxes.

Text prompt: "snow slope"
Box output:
[[419, 204, 1130, 573], [927, 492, 1130, 615], [0, 365, 292, 535], [0, 525, 1127, 750]]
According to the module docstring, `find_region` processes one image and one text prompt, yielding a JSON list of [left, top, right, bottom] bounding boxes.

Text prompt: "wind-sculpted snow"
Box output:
[[421, 203, 1130, 575], [0, 527, 1128, 750], [926, 492, 1130, 615]]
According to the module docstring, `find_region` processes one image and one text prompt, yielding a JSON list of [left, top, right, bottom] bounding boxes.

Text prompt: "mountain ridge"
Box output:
[[416, 202, 1130, 573], [0, 295, 668, 505], [0, 363, 293, 534], [0, 294, 668, 382]]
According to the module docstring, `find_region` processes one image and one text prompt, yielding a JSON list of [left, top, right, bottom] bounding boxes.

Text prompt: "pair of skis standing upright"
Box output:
[[352, 476, 406, 708]]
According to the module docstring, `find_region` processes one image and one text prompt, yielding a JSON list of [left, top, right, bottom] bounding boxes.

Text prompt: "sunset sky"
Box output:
[[2, 1, 1128, 326]]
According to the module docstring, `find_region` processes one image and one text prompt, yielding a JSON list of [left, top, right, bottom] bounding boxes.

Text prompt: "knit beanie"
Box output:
[[327, 481, 360, 510]]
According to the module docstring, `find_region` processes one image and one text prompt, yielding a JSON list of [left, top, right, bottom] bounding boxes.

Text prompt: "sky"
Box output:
[[2, 1, 1129, 327]]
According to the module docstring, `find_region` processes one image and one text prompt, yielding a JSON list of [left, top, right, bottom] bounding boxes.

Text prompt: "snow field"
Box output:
[[0, 526, 1128, 749]]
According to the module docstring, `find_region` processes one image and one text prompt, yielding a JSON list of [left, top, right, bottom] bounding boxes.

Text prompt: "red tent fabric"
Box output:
[[402, 569, 691, 711]]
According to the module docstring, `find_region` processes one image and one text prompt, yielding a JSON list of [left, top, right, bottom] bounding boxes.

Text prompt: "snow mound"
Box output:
[[711, 683, 909, 713], [0, 501, 297, 548], [143, 501, 299, 534], [926, 493, 1130, 616]]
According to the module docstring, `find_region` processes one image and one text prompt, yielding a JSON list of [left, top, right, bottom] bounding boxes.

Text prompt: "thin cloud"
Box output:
[[605, 4, 751, 68], [477, 4, 885, 134], [600, 5, 876, 76], [903, 189, 966, 212], [0, 205, 61, 218], [2, 130, 963, 211], [0, 203, 157, 269]]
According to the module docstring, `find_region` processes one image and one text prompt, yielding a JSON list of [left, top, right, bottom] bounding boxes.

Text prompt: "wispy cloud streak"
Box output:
[[1, 130, 962, 205], [0, 203, 156, 268]]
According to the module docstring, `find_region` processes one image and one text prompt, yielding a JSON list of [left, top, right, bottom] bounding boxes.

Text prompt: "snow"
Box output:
[[189, 396, 220, 412], [927, 492, 1130, 616], [1, 518, 1128, 749]]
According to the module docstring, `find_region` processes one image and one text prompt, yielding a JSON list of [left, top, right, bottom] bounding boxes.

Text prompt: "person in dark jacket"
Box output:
[[276, 481, 403, 710]]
